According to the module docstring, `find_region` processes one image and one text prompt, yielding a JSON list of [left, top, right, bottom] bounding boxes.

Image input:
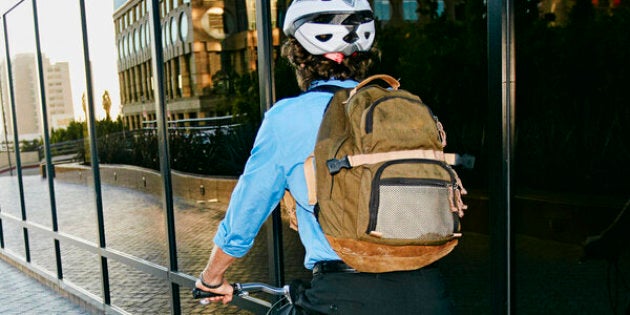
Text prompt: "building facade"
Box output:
[[113, 0, 279, 130]]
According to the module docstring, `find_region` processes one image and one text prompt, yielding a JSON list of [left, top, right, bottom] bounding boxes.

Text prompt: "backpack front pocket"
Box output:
[[366, 159, 459, 243]]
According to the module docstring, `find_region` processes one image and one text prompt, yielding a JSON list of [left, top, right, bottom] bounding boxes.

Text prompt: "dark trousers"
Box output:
[[293, 264, 454, 314]]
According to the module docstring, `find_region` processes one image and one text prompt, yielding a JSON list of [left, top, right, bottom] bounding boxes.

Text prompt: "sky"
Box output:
[[0, 0, 121, 123]]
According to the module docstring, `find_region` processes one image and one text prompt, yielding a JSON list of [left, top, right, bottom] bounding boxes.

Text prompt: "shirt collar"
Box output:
[[309, 79, 358, 90]]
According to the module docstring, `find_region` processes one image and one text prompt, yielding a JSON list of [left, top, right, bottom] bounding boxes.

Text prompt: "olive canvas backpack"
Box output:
[[303, 74, 469, 273]]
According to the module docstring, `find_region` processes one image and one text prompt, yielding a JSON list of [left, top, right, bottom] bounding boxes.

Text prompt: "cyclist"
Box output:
[[196, 0, 454, 313]]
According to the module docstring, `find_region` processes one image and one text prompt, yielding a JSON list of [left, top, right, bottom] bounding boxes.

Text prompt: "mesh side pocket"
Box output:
[[373, 185, 454, 240]]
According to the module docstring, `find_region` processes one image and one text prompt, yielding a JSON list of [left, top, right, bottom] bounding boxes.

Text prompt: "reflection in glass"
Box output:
[[145, 22, 150, 46], [86, 0, 168, 266], [170, 16, 177, 45], [34, 0, 99, 245], [165, 20, 171, 47], [5, 0, 50, 219], [0, 22, 21, 221], [123, 34, 128, 58], [179, 12, 188, 42], [134, 28, 139, 53], [140, 24, 145, 49], [4, 0, 52, 274], [127, 33, 132, 56]]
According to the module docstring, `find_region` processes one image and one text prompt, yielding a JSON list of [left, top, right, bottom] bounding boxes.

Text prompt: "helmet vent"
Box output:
[[316, 34, 333, 42], [343, 32, 359, 43], [364, 32, 372, 39]]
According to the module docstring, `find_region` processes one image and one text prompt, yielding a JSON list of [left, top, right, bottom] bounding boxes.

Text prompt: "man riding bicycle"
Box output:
[[195, 1, 455, 313]]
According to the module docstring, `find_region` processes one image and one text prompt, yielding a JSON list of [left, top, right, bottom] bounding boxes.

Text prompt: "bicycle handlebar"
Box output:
[[192, 282, 290, 300]]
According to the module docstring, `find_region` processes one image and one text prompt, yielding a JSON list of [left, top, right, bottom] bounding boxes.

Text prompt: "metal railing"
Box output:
[[0, 1, 261, 314], [37, 139, 83, 165]]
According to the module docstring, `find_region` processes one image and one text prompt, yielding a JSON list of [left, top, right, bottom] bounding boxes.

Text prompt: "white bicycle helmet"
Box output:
[[283, 0, 376, 56]]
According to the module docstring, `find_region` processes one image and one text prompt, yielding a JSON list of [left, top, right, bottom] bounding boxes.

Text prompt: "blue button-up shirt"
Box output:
[[214, 79, 359, 269]]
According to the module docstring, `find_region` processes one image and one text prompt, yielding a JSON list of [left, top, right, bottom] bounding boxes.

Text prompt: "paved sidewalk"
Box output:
[[1, 174, 628, 314], [0, 258, 90, 315], [3, 232, 629, 314]]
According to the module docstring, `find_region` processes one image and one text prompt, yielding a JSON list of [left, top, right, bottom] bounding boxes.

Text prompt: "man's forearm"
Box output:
[[201, 245, 237, 285]]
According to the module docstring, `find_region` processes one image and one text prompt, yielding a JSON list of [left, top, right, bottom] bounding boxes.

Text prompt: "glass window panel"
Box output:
[[60, 243, 102, 297], [145, 22, 150, 46], [179, 12, 188, 41], [134, 28, 140, 53], [4, 0, 52, 231], [140, 24, 145, 49], [35, 0, 99, 246], [0, 20, 21, 220], [165, 20, 171, 47], [170, 17, 177, 45], [85, 0, 168, 267], [108, 260, 170, 313]]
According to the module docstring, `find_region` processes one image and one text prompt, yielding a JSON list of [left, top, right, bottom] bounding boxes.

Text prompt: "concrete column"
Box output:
[[134, 65, 142, 102], [208, 51, 221, 84], [146, 61, 153, 101], [119, 72, 126, 104], [140, 62, 146, 101], [124, 70, 131, 104], [170, 59, 178, 98], [191, 43, 211, 96], [179, 54, 191, 98], [130, 67, 136, 103], [164, 61, 171, 100]]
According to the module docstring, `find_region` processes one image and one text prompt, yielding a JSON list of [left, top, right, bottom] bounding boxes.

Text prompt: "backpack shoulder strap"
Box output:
[[307, 84, 344, 94], [302, 85, 345, 206]]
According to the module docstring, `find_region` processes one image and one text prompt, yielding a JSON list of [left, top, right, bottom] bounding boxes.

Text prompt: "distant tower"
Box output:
[[1, 53, 75, 140], [44, 58, 75, 130], [10, 53, 41, 140]]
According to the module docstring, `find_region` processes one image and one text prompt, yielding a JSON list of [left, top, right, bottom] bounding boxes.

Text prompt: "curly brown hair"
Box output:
[[281, 37, 380, 91]]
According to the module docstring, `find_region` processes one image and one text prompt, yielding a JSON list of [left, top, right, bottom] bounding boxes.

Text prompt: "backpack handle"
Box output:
[[349, 74, 400, 99], [355, 74, 400, 91]]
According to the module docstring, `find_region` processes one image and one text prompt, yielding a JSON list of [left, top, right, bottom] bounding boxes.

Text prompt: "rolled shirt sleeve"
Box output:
[[213, 113, 287, 258]]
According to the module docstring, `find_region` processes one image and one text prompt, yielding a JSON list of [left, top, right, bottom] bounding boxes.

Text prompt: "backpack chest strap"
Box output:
[[304, 149, 458, 205], [348, 149, 455, 168], [326, 149, 458, 174]]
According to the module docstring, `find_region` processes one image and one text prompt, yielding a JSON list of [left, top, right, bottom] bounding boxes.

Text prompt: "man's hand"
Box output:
[[196, 245, 238, 304], [195, 278, 234, 304]]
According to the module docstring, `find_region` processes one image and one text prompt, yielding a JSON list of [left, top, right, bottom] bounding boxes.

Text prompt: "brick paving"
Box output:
[[1, 174, 629, 314], [0, 258, 90, 315]]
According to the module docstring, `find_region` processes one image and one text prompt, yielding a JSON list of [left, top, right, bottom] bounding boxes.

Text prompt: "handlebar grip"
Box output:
[[191, 287, 223, 299]]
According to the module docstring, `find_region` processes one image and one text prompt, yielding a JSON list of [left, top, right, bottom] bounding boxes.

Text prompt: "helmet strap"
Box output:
[[324, 52, 345, 64]]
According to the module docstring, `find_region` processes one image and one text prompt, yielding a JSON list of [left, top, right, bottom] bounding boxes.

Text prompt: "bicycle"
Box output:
[[192, 282, 296, 315]]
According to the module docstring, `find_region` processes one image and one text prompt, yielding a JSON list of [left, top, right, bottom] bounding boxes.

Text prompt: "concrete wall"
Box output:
[[0, 151, 40, 173], [54, 164, 238, 205]]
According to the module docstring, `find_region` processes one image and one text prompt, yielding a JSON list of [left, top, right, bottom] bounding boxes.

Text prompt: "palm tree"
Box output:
[[102, 90, 112, 121]]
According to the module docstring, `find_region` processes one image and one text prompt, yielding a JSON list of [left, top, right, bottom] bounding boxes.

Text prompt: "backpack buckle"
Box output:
[[326, 156, 351, 175]]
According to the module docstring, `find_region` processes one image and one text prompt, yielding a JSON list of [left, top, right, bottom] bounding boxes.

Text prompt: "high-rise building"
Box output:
[[114, 0, 280, 130], [0, 53, 75, 141], [7, 53, 40, 140], [44, 60, 75, 131]]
